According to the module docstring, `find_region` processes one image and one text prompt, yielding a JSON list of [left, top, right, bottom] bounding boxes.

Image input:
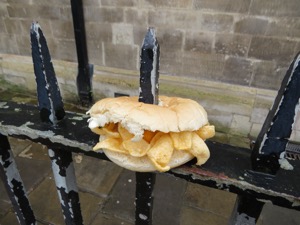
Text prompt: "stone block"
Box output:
[[0, 212, 20, 225], [250, 0, 300, 17], [266, 18, 300, 39], [178, 0, 193, 8], [251, 60, 286, 90], [215, 33, 251, 57], [74, 155, 123, 196], [258, 203, 300, 225], [152, 175, 187, 225], [6, 4, 27, 18], [184, 31, 213, 54], [251, 107, 269, 125], [234, 16, 269, 35], [60, 6, 73, 21], [133, 26, 149, 46], [156, 50, 182, 75], [142, 0, 192, 8], [230, 114, 252, 136], [101, 0, 138, 7], [4, 74, 26, 86], [87, 39, 104, 66], [250, 123, 263, 139], [82, 0, 101, 6], [157, 28, 184, 50], [0, 3, 8, 18], [104, 43, 138, 70], [84, 7, 124, 23], [222, 56, 254, 86], [50, 38, 77, 62], [52, 60, 77, 80], [0, 35, 18, 54], [193, 0, 251, 13], [0, 20, 6, 34], [148, 10, 197, 30], [16, 35, 31, 56], [4, 18, 22, 34], [198, 13, 234, 32], [208, 110, 233, 133], [112, 23, 134, 45], [91, 213, 133, 225], [180, 52, 225, 80], [102, 170, 136, 223], [125, 8, 149, 27], [184, 182, 236, 218], [229, 134, 251, 148], [8, 137, 32, 156], [85, 22, 112, 42], [10, 4, 61, 20], [180, 206, 229, 225], [51, 20, 74, 39]]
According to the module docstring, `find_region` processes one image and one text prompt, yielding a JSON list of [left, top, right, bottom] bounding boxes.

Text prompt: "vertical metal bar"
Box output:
[[135, 28, 160, 225], [30, 22, 65, 124], [31, 20, 83, 225], [139, 28, 160, 105], [48, 148, 83, 225], [0, 134, 36, 225], [228, 195, 264, 225], [135, 172, 156, 224], [252, 52, 300, 174], [70, 0, 93, 106]]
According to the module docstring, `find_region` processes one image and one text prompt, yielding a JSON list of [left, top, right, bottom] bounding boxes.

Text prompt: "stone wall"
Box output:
[[1, 0, 300, 90], [1, 0, 300, 147]]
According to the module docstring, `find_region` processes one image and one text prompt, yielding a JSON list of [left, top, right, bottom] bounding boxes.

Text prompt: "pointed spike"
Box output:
[[30, 22, 65, 124], [139, 27, 160, 105]]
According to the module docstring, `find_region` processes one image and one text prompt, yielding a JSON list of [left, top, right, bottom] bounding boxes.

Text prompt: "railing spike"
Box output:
[[30, 21, 65, 125]]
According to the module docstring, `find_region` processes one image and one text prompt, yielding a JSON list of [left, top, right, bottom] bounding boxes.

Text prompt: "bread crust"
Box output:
[[88, 96, 211, 172], [88, 96, 208, 136]]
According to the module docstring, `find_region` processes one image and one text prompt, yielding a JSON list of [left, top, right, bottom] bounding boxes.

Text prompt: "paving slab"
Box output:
[[91, 213, 134, 225], [0, 139, 51, 217], [257, 203, 300, 225], [26, 174, 105, 225], [102, 170, 136, 223], [103, 170, 189, 225], [74, 154, 123, 197], [8, 137, 32, 157], [183, 182, 236, 218], [180, 205, 229, 225], [152, 174, 187, 225]]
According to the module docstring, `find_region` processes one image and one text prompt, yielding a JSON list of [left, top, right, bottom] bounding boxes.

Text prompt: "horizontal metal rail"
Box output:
[[1, 101, 300, 212]]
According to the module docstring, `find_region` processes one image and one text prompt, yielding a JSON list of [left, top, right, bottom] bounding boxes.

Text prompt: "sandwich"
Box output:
[[87, 95, 214, 172]]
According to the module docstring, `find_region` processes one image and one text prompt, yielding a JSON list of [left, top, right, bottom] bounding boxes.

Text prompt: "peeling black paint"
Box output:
[[252, 52, 300, 174], [30, 22, 65, 124], [57, 187, 83, 225], [139, 28, 160, 105], [0, 134, 36, 224]]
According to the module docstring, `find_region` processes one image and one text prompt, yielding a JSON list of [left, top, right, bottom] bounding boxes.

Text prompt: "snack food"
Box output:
[[87, 96, 214, 172]]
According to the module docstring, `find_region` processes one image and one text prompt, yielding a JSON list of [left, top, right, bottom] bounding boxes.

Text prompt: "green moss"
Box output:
[[0, 77, 37, 104]]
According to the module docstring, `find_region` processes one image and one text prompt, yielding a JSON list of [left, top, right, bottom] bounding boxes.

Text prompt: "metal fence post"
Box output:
[[0, 134, 36, 225], [31, 21, 83, 224], [70, 0, 93, 106], [49, 148, 83, 225], [251, 52, 300, 174], [135, 28, 160, 225]]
